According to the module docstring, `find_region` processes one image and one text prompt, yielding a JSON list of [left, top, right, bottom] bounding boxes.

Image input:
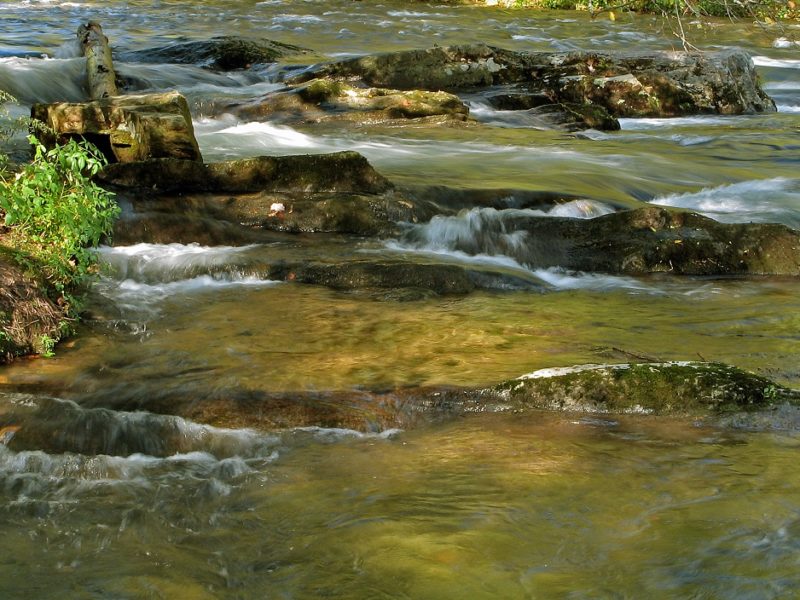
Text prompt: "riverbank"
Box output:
[[423, 0, 799, 21]]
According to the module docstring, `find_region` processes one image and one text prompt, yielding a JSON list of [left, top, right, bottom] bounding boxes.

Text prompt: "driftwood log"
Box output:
[[77, 21, 118, 99]]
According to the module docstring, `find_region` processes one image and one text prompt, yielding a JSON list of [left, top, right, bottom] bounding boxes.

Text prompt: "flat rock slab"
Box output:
[[294, 44, 775, 117], [31, 91, 201, 163], [98, 151, 393, 194], [229, 77, 470, 124]]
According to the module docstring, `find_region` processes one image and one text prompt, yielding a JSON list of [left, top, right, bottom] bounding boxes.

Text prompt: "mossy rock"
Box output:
[[229, 77, 469, 124], [293, 45, 775, 117], [265, 259, 542, 295], [488, 362, 800, 416]]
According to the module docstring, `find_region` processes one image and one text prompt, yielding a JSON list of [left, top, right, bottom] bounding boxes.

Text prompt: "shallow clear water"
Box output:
[[2, 1, 800, 597]]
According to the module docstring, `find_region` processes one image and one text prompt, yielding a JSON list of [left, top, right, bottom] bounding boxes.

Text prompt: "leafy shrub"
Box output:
[[0, 134, 120, 307]]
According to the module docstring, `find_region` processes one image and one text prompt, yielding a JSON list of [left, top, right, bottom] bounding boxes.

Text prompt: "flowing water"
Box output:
[[2, 1, 800, 597]]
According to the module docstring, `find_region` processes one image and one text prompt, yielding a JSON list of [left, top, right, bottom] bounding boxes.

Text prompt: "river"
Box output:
[[1, 1, 800, 597]]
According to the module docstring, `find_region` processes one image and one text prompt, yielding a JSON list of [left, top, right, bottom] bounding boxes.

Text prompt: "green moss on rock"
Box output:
[[490, 362, 800, 416]]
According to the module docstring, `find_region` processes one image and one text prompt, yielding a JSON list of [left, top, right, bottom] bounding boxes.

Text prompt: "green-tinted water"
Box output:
[[2, 0, 800, 596]]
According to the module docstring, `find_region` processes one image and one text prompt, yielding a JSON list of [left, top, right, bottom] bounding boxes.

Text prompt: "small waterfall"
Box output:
[[399, 201, 613, 260], [0, 56, 87, 104], [93, 243, 279, 320]]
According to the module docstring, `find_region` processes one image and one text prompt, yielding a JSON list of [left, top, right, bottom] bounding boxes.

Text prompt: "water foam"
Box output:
[[94, 244, 279, 317], [388, 203, 651, 292], [652, 178, 800, 227], [0, 56, 86, 103], [97, 243, 262, 283], [753, 56, 800, 69]]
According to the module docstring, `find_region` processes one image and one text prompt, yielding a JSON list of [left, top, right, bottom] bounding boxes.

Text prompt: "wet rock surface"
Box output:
[[401, 205, 800, 276], [32, 91, 202, 163], [229, 77, 470, 124], [98, 151, 393, 194], [292, 44, 775, 117], [7, 362, 795, 437], [117, 36, 309, 70]]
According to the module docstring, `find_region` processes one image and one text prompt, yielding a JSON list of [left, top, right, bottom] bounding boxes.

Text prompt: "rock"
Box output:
[[547, 49, 776, 117], [475, 102, 619, 131], [401, 205, 800, 276], [112, 185, 593, 244], [12, 362, 795, 437], [31, 91, 202, 163], [117, 36, 309, 70], [557, 206, 800, 275], [294, 44, 775, 117], [203, 192, 421, 235], [483, 362, 800, 416], [0, 249, 66, 362], [228, 77, 470, 124], [265, 259, 541, 295], [97, 151, 393, 194]]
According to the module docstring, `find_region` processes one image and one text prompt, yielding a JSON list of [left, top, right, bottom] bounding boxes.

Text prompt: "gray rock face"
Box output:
[[31, 91, 202, 163], [293, 44, 775, 117]]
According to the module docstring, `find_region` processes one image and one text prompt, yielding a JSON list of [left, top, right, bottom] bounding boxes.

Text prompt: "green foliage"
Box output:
[[36, 333, 56, 358], [0, 135, 120, 302]]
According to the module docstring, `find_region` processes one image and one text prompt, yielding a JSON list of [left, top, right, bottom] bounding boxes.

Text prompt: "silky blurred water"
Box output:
[[2, 1, 800, 597]]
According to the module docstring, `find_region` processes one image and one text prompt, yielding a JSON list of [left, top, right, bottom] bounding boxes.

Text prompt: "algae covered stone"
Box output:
[[490, 362, 799, 416]]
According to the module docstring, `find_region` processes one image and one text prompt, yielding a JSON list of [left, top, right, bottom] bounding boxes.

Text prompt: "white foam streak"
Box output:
[[652, 178, 800, 227], [97, 243, 260, 281], [619, 116, 735, 130], [773, 37, 800, 49], [753, 56, 800, 69]]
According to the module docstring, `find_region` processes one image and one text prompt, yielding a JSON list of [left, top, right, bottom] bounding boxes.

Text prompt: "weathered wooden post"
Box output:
[[77, 21, 118, 99]]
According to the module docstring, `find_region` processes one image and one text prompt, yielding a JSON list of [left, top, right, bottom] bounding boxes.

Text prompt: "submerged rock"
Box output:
[[21, 361, 796, 435], [483, 362, 799, 416], [265, 259, 540, 295], [294, 44, 775, 117], [117, 36, 309, 70], [31, 91, 202, 163], [98, 151, 392, 194]]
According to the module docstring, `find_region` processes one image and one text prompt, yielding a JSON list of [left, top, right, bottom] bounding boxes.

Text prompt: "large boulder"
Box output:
[[113, 190, 429, 239], [31, 91, 202, 163], [401, 205, 800, 276], [117, 36, 309, 70], [293, 44, 775, 117]]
